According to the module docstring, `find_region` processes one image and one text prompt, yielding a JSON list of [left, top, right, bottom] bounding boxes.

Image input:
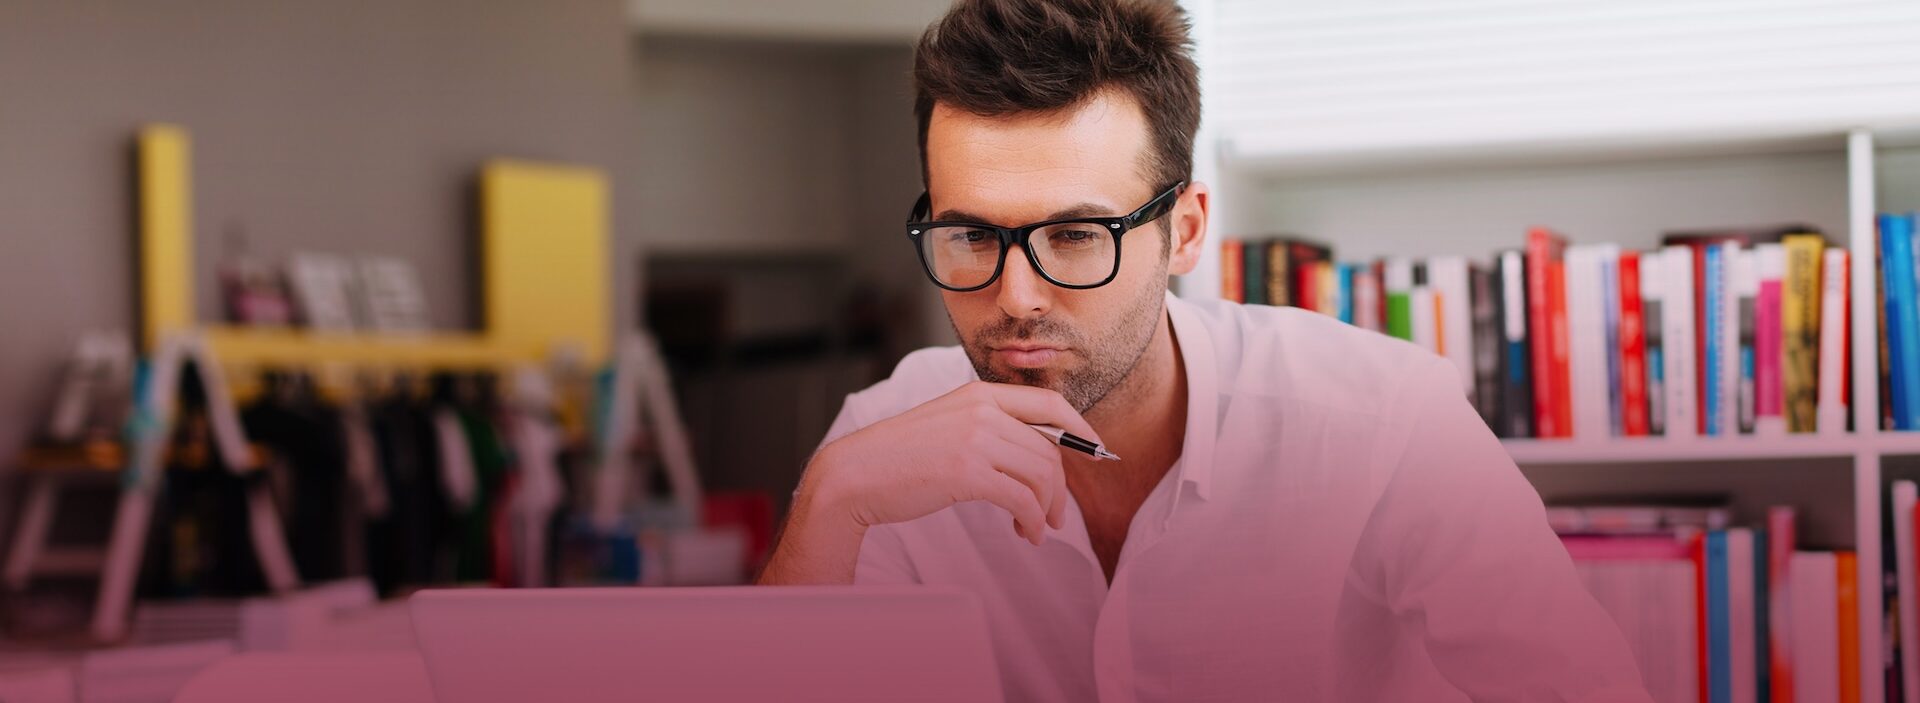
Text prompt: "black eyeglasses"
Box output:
[[904, 182, 1186, 292]]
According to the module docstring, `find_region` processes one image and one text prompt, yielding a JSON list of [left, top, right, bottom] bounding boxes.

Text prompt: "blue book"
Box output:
[[1703, 246, 1724, 436], [1886, 213, 1920, 430], [1336, 263, 1356, 324], [1706, 530, 1730, 703]]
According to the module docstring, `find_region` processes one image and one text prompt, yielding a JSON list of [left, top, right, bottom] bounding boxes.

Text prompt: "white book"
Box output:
[[1411, 286, 1438, 355], [1755, 244, 1788, 437], [1384, 258, 1414, 295], [1726, 529, 1756, 703], [1898, 480, 1920, 703], [1818, 248, 1848, 435], [1662, 246, 1699, 439], [1716, 242, 1742, 437], [1565, 245, 1612, 440], [1792, 551, 1841, 703], [1354, 269, 1381, 331], [1427, 256, 1477, 399]]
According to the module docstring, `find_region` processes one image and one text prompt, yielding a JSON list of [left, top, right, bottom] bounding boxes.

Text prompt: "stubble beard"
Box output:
[[954, 258, 1168, 415]]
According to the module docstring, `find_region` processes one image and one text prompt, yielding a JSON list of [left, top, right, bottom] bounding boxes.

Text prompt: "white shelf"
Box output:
[[1503, 435, 1865, 465]]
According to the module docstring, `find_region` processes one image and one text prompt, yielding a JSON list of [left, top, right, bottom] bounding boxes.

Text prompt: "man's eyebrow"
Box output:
[[931, 202, 1116, 225]]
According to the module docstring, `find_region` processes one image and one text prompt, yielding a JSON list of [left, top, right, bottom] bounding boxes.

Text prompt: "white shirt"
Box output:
[[823, 293, 1653, 703]]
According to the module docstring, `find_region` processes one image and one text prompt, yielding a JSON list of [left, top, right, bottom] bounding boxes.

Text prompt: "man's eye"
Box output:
[[1049, 228, 1106, 247]]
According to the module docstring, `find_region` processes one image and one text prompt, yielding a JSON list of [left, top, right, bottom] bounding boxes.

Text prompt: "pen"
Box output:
[[1027, 424, 1121, 461]]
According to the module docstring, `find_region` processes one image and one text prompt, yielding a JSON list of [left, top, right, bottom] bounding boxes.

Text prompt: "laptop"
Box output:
[[409, 586, 1004, 703]]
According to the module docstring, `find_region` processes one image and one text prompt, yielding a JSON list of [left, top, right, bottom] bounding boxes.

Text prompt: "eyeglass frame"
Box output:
[[904, 181, 1187, 292]]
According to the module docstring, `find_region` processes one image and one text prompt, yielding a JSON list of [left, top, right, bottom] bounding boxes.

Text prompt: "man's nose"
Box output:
[[994, 244, 1054, 320]]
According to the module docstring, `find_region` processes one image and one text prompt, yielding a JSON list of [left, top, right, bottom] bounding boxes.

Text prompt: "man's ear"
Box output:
[[1166, 181, 1210, 276]]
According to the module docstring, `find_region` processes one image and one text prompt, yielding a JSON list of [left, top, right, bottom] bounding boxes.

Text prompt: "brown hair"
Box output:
[[912, 0, 1201, 191]]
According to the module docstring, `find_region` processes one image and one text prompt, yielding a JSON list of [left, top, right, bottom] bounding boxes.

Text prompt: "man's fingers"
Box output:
[[975, 438, 1059, 530], [966, 467, 1049, 546], [973, 383, 1103, 445], [987, 416, 1070, 529]]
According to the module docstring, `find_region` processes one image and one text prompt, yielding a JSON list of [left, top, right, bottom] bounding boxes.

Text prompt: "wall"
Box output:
[[0, 0, 639, 467], [1251, 150, 1852, 261]]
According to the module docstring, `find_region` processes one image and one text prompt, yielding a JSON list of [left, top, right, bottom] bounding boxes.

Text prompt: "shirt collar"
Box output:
[[1164, 292, 1217, 501]]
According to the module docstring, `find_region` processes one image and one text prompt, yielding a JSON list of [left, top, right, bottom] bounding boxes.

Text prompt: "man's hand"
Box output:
[[757, 382, 1101, 584]]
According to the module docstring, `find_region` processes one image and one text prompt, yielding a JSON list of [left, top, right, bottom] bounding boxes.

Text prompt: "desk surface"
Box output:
[[173, 652, 433, 703]]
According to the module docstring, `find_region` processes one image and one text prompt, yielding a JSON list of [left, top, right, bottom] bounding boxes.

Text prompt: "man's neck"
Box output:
[[1075, 305, 1188, 489]]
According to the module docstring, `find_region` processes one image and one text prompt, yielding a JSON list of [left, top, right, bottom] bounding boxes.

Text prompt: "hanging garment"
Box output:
[[364, 386, 449, 595], [241, 372, 349, 582]]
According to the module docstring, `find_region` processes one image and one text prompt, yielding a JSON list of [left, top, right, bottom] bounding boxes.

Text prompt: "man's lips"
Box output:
[[991, 344, 1069, 369]]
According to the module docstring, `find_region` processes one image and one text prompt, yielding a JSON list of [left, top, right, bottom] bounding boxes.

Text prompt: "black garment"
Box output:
[[137, 362, 269, 599], [364, 389, 450, 595], [241, 373, 349, 582]]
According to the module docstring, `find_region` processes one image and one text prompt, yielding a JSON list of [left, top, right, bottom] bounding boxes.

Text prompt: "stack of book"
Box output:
[[1222, 223, 1856, 439], [1551, 504, 1858, 703]]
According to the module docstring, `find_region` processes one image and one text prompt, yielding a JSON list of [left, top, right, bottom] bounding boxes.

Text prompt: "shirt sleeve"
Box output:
[[1354, 357, 1656, 703], [815, 395, 921, 586]]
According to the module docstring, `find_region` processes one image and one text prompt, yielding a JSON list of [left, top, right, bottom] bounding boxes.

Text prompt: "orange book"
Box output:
[[1220, 240, 1244, 303], [1838, 551, 1859, 703]]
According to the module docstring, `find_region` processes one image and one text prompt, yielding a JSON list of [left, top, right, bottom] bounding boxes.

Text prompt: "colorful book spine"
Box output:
[[1354, 265, 1382, 332], [1619, 251, 1650, 436], [1500, 250, 1535, 438], [1663, 245, 1699, 440], [1736, 249, 1758, 435], [1767, 506, 1797, 702], [1242, 238, 1268, 305], [1528, 230, 1563, 437], [1756, 244, 1787, 436], [1839, 551, 1860, 703], [1336, 263, 1356, 324], [1818, 248, 1849, 434], [1471, 264, 1503, 430], [1708, 530, 1732, 703], [1781, 234, 1825, 433], [1602, 253, 1624, 437], [1548, 256, 1573, 437], [1220, 240, 1244, 303], [1644, 252, 1667, 436], [1704, 244, 1726, 436], [1266, 240, 1292, 307], [1385, 258, 1414, 342], [1430, 256, 1477, 399], [1885, 214, 1920, 430]]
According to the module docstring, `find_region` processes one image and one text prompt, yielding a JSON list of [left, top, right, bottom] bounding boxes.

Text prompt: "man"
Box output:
[[758, 1, 1653, 701]]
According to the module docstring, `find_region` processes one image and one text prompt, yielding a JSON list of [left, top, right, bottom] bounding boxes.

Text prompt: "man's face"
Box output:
[[923, 91, 1172, 414]]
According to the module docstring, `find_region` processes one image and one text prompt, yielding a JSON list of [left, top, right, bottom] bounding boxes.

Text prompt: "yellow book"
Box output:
[[1266, 241, 1290, 307], [1781, 234, 1825, 433]]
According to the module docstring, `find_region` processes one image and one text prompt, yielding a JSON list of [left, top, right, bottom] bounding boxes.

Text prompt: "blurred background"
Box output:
[[3, 1, 1920, 702]]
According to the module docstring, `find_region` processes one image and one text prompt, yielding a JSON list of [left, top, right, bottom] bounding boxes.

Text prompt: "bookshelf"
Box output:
[[1181, 124, 1918, 700]]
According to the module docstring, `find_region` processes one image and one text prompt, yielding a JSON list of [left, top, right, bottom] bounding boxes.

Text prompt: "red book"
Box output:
[[1766, 507, 1795, 702], [1527, 228, 1571, 437], [1618, 252, 1650, 436], [1691, 530, 1710, 703], [1295, 263, 1318, 312]]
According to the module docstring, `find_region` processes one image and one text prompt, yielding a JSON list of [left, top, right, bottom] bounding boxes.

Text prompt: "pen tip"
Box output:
[[1097, 449, 1121, 462]]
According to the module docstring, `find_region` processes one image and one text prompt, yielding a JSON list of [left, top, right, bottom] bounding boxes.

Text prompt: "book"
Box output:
[[1353, 264, 1382, 332], [1717, 243, 1741, 437], [1735, 248, 1758, 435], [1570, 550, 1699, 703], [1602, 253, 1624, 437], [1896, 480, 1920, 703], [1645, 252, 1668, 436], [1794, 551, 1841, 703], [1336, 262, 1357, 324], [1385, 258, 1415, 341], [1499, 250, 1536, 439], [1663, 245, 1700, 440], [1756, 244, 1787, 437], [1703, 244, 1728, 436], [1242, 238, 1269, 305], [1840, 551, 1861, 703], [1470, 264, 1503, 429], [1707, 530, 1731, 703], [1527, 228, 1573, 438], [1781, 234, 1826, 433], [1220, 240, 1244, 303], [1767, 506, 1798, 702], [1429, 256, 1477, 399], [1567, 245, 1613, 440], [1819, 248, 1850, 434], [1729, 529, 1757, 703], [1619, 251, 1651, 436], [1886, 214, 1920, 430]]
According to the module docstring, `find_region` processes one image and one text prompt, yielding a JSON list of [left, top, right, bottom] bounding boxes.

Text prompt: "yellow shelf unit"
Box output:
[[136, 125, 611, 372]]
